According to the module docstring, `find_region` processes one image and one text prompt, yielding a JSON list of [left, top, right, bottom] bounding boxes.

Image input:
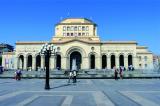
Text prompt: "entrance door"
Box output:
[[70, 51, 82, 70]]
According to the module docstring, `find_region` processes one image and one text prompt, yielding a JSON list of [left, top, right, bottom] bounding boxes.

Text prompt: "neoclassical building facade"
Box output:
[[2, 18, 153, 71]]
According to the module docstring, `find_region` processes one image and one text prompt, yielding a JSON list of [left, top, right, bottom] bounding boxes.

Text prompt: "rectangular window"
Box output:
[[74, 26, 77, 31], [139, 56, 141, 61], [139, 64, 142, 67], [78, 33, 81, 36], [63, 26, 66, 31], [63, 33, 66, 36], [71, 33, 73, 36], [74, 33, 77, 36], [67, 26, 70, 31], [71, 26, 74, 31], [78, 26, 81, 31], [86, 26, 89, 31], [145, 64, 147, 67], [82, 26, 85, 31], [82, 33, 85, 36], [144, 56, 147, 61], [67, 33, 70, 36]]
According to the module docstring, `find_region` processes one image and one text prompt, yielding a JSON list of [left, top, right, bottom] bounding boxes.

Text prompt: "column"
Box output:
[[116, 56, 119, 68], [50, 55, 55, 71], [14, 57, 18, 69], [32, 56, 36, 71], [82, 57, 89, 69], [61, 57, 67, 70], [23, 56, 27, 70], [107, 56, 111, 69], [96, 56, 101, 69], [2, 55, 5, 68], [41, 55, 45, 70], [132, 56, 137, 69], [124, 56, 128, 70]]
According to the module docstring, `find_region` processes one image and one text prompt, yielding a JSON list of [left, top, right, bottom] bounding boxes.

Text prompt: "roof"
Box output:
[[55, 18, 97, 26], [16, 41, 48, 45], [102, 41, 138, 44]]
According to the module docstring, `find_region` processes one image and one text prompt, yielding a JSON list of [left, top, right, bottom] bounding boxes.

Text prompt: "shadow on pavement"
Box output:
[[51, 83, 72, 89]]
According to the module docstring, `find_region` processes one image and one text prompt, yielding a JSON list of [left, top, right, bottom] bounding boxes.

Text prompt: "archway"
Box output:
[[27, 55, 32, 70], [119, 55, 124, 66], [70, 51, 82, 70], [111, 55, 115, 69], [102, 55, 107, 69], [56, 54, 61, 70], [36, 55, 41, 71], [90, 54, 95, 69], [18, 55, 24, 70], [128, 55, 133, 66]]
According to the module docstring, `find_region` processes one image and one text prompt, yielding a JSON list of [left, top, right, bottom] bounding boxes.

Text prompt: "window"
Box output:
[[145, 64, 147, 68], [67, 26, 70, 31], [78, 33, 81, 36], [67, 33, 70, 36], [82, 33, 85, 36], [139, 56, 141, 61], [144, 56, 147, 61], [86, 26, 89, 31], [71, 33, 73, 36], [74, 33, 77, 36], [71, 26, 74, 31], [74, 26, 77, 31], [63, 33, 66, 36], [78, 26, 81, 31], [82, 26, 85, 31], [63, 26, 66, 31], [139, 64, 142, 67]]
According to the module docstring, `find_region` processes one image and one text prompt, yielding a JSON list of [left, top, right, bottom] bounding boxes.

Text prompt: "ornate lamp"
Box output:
[[40, 43, 57, 90]]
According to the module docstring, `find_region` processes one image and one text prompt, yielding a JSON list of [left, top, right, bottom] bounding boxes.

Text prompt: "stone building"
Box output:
[[0, 43, 14, 67], [2, 18, 153, 70]]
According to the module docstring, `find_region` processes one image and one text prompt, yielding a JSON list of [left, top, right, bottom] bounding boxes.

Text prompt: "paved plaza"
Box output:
[[0, 78, 160, 106]]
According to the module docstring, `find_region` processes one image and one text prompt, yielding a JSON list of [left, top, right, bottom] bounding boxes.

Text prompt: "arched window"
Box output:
[[27, 55, 32, 70], [111, 55, 115, 69], [90, 54, 95, 69], [18, 55, 24, 70], [128, 55, 133, 66], [36, 55, 41, 71], [119, 55, 124, 66], [56, 54, 61, 70], [102, 55, 107, 69]]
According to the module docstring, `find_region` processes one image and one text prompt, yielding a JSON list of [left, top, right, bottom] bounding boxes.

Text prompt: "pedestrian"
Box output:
[[0, 66, 3, 74], [119, 66, 124, 79], [73, 70, 77, 83], [15, 68, 22, 80], [114, 66, 118, 80], [68, 70, 73, 83]]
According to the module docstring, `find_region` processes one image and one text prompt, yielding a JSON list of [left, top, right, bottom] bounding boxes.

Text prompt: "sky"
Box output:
[[0, 0, 160, 54]]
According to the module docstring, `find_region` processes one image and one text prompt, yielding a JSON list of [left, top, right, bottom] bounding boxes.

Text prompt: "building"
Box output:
[[2, 18, 153, 71], [0, 43, 14, 66]]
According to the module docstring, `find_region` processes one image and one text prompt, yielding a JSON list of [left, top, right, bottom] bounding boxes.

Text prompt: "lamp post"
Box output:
[[40, 43, 57, 90]]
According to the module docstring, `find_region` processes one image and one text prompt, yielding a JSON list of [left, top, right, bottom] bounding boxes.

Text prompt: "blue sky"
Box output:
[[0, 0, 160, 54]]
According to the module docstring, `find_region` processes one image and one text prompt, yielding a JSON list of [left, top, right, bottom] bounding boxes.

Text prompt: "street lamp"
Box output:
[[40, 43, 57, 90]]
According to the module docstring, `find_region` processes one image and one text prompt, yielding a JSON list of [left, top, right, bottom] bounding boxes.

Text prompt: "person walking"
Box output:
[[119, 66, 124, 79], [114, 66, 118, 80], [73, 70, 77, 83], [15, 68, 22, 80], [68, 70, 73, 83]]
